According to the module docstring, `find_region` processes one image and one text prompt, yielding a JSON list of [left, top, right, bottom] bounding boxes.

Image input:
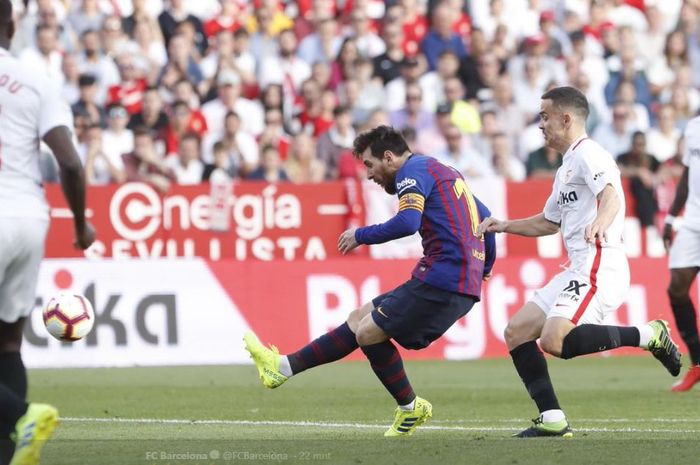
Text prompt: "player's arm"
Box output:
[[663, 166, 689, 250], [43, 127, 95, 250], [338, 195, 422, 254], [475, 197, 496, 279], [477, 213, 560, 237], [584, 184, 619, 243]]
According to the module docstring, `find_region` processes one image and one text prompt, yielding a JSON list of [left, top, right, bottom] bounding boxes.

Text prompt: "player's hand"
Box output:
[[477, 217, 507, 236], [483, 272, 492, 282], [662, 223, 674, 251], [584, 220, 607, 244], [338, 227, 360, 255], [74, 221, 96, 250]]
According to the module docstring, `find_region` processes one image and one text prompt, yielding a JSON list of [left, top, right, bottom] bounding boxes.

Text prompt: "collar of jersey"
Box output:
[[563, 135, 588, 158]]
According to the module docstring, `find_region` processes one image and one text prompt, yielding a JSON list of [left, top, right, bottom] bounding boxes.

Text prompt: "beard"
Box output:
[[383, 180, 396, 195]]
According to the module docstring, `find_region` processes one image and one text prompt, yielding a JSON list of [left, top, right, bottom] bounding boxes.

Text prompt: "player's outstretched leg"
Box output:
[[360, 341, 432, 437], [9, 403, 58, 465], [509, 341, 572, 438], [557, 321, 681, 376], [243, 331, 289, 389], [244, 322, 359, 389]]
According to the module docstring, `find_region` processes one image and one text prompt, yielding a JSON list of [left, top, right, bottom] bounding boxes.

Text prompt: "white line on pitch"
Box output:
[[60, 417, 700, 434]]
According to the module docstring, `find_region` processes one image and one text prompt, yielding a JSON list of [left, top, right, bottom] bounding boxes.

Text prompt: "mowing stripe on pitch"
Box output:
[[61, 417, 700, 434]]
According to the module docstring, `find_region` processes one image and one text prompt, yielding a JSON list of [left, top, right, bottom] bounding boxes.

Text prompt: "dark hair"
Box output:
[[133, 126, 151, 138], [541, 86, 589, 121], [181, 132, 200, 145], [352, 125, 410, 159], [0, 0, 11, 25]]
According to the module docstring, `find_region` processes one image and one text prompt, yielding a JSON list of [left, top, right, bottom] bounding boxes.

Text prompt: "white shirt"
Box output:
[[646, 127, 680, 163], [257, 56, 311, 93], [543, 136, 626, 271], [0, 47, 73, 220], [682, 116, 700, 231], [165, 157, 204, 185], [201, 98, 264, 136], [102, 129, 134, 166]]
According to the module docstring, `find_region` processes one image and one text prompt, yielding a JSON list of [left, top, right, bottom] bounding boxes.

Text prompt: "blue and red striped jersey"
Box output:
[[397, 154, 489, 297]]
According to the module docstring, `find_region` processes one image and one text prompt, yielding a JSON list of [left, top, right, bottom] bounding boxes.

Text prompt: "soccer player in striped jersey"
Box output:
[[478, 86, 681, 438], [245, 125, 495, 436]]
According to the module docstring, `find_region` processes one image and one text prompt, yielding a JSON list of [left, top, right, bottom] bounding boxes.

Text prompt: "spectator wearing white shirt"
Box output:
[[258, 28, 311, 96], [67, 0, 104, 37], [76, 28, 120, 105], [201, 70, 264, 136], [347, 8, 385, 58], [647, 104, 681, 162], [81, 123, 126, 185], [490, 132, 526, 182], [102, 103, 135, 167], [593, 102, 635, 158], [297, 17, 342, 65], [434, 124, 494, 179], [202, 110, 258, 174], [165, 133, 204, 185], [18, 24, 63, 83]]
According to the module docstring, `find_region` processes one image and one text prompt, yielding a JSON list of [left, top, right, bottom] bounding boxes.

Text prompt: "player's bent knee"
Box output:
[[539, 335, 563, 358], [355, 315, 387, 346], [346, 309, 362, 332], [504, 321, 531, 348]]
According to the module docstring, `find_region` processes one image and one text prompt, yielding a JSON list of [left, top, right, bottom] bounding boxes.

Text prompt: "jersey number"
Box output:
[[453, 178, 480, 237]]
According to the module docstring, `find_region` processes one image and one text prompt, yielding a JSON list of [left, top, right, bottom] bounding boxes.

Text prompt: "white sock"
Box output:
[[541, 409, 566, 423], [399, 399, 416, 411], [638, 324, 654, 349], [278, 355, 293, 377]]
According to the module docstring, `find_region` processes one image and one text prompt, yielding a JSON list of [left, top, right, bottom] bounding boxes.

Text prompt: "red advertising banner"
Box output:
[[45, 182, 353, 260], [28, 257, 690, 367], [208, 257, 688, 360], [45, 180, 665, 260]]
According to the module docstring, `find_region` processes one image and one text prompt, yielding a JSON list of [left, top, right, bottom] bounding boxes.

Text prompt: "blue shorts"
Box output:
[[371, 278, 476, 350]]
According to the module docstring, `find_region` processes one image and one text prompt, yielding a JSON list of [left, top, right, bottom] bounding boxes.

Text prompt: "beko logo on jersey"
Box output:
[[396, 177, 417, 192], [557, 191, 578, 205]]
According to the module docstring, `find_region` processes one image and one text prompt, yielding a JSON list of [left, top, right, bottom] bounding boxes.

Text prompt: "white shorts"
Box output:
[[531, 247, 630, 325], [0, 218, 49, 323], [669, 226, 700, 269]]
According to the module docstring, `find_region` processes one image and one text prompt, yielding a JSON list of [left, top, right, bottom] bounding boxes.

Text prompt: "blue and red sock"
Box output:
[[361, 341, 415, 406], [287, 322, 358, 374]]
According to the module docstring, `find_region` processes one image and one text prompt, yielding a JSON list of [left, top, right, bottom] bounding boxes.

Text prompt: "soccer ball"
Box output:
[[42, 293, 95, 341]]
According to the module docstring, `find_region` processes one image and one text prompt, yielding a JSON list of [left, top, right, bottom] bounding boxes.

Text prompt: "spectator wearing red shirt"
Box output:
[[204, 0, 243, 39], [107, 52, 148, 115], [400, 0, 429, 57], [162, 100, 208, 157], [296, 79, 334, 137]]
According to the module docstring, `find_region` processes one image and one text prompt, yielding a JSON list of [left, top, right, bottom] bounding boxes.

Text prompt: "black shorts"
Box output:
[[371, 278, 476, 350]]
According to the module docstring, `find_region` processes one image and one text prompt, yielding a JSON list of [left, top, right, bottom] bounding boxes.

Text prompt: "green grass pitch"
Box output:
[[30, 357, 699, 465]]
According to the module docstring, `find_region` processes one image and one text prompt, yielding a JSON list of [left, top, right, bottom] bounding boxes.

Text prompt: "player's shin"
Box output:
[[510, 341, 561, 414], [286, 322, 359, 375], [0, 352, 27, 463], [669, 297, 700, 365], [360, 341, 415, 406], [560, 324, 640, 359]]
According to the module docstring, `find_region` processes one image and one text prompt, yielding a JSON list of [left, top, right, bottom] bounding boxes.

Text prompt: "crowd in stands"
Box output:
[[14, 0, 696, 222]]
